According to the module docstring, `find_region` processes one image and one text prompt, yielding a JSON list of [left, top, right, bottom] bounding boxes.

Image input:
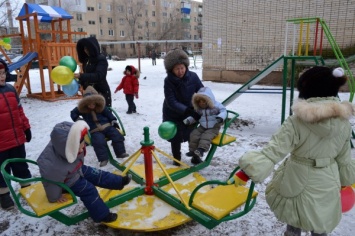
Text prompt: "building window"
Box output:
[[87, 7, 94, 11], [117, 5, 124, 12], [162, 12, 167, 17], [151, 22, 156, 27], [152, 0, 156, 5], [130, 43, 134, 48], [119, 19, 125, 25], [108, 18, 113, 24], [138, 25, 142, 29], [138, 36, 143, 40], [152, 11, 155, 16], [120, 31, 125, 37], [89, 34, 96, 38], [121, 44, 125, 49], [107, 4, 112, 11], [78, 27, 83, 32], [89, 20, 96, 25], [76, 13, 82, 21], [100, 29, 103, 35], [75, 0, 81, 5], [99, 17, 102, 23], [98, 3, 101, 10], [109, 30, 114, 36]]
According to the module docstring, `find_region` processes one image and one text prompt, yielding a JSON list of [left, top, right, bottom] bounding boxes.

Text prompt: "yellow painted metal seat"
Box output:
[[211, 133, 236, 146], [211, 110, 238, 147], [19, 182, 74, 217], [191, 184, 258, 220]]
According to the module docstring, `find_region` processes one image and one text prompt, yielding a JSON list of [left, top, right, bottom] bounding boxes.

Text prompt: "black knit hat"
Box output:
[[297, 66, 347, 99], [164, 49, 190, 72]]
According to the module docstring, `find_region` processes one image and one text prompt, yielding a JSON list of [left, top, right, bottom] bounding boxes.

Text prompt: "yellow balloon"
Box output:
[[51, 65, 74, 85], [0, 41, 5, 46], [4, 44, 11, 50]]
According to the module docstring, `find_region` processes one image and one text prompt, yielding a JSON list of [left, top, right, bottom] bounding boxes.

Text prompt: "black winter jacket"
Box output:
[[76, 37, 112, 107]]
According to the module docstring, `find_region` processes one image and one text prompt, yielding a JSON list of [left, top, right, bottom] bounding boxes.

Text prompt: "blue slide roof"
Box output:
[[17, 3, 73, 23]]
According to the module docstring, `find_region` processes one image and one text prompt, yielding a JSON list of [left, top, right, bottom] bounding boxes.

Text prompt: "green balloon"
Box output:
[[3, 38, 11, 44], [59, 56, 77, 72], [158, 121, 177, 140]]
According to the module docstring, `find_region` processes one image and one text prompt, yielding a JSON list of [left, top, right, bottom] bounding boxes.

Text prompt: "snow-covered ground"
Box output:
[[1, 57, 354, 236]]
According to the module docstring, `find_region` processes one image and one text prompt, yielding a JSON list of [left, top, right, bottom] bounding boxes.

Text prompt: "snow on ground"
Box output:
[[1, 57, 355, 236]]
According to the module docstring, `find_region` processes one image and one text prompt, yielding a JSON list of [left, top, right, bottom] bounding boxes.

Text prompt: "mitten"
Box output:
[[216, 117, 224, 124], [111, 120, 120, 129], [228, 170, 250, 186], [135, 93, 139, 99], [184, 108, 201, 121], [183, 118, 190, 125], [24, 129, 32, 142]]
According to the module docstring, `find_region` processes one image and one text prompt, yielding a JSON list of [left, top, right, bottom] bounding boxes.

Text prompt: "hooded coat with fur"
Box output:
[[238, 97, 355, 233], [70, 86, 117, 132], [37, 121, 89, 202], [76, 37, 111, 107], [185, 87, 227, 128]]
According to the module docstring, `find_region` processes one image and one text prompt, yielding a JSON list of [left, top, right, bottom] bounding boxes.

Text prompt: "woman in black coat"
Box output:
[[163, 49, 204, 166], [74, 37, 112, 107]]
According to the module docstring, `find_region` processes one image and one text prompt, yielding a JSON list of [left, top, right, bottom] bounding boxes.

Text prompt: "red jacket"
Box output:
[[115, 66, 139, 95], [0, 84, 30, 152]]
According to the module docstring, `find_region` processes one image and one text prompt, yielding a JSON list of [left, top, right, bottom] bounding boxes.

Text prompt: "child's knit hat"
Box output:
[[297, 66, 347, 99]]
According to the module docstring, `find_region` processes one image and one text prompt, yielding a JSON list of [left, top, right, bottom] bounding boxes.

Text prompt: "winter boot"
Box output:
[[194, 148, 205, 158], [123, 174, 132, 186], [100, 160, 108, 167], [185, 151, 194, 157], [311, 232, 327, 236], [284, 225, 301, 236], [101, 212, 118, 223], [173, 156, 181, 166], [191, 154, 203, 165], [0, 192, 15, 210]]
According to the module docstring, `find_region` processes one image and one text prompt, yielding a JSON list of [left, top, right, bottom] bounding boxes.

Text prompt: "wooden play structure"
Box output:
[[0, 3, 86, 101]]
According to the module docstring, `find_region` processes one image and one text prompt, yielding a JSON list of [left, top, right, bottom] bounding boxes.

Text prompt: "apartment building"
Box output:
[[26, 0, 203, 58]]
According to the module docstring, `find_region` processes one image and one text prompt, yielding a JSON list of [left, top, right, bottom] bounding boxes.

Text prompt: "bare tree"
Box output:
[[123, 0, 145, 55], [0, 0, 21, 32]]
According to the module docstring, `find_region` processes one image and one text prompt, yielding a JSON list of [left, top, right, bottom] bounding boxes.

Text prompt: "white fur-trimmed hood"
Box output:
[[65, 120, 90, 163], [292, 97, 355, 123]]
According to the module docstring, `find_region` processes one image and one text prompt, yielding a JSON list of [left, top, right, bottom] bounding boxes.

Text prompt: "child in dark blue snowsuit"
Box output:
[[71, 86, 129, 167], [37, 120, 131, 223]]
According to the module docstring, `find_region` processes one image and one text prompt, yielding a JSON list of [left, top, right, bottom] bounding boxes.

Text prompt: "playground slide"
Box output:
[[222, 55, 284, 106], [8, 52, 38, 72]]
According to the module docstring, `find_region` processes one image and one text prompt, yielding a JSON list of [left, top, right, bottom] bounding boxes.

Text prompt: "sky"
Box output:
[[0, 57, 355, 236]]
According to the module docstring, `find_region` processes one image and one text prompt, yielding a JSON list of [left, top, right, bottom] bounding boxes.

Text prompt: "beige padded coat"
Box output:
[[239, 97, 355, 234]]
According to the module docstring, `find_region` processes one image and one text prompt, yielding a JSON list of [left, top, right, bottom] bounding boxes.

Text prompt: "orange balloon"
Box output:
[[50, 66, 74, 85]]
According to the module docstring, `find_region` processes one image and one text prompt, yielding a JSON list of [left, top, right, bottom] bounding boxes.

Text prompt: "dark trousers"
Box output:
[[125, 94, 136, 113], [0, 144, 31, 188], [91, 126, 126, 162], [70, 165, 124, 222]]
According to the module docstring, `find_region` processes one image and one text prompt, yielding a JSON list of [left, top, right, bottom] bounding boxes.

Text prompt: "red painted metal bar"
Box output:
[[142, 145, 155, 195]]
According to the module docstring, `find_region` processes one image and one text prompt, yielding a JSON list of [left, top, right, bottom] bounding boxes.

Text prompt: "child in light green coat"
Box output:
[[231, 66, 355, 236]]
